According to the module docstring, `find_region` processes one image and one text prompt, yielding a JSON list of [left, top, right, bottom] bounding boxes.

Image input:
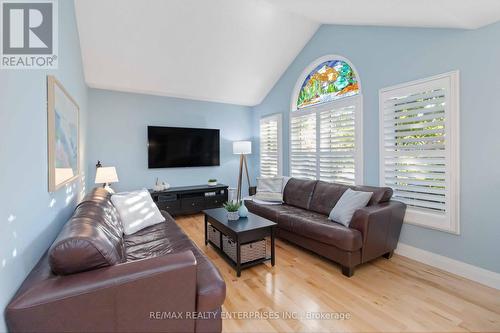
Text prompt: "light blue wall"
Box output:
[[87, 89, 254, 194], [251, 22, 500, 273], [0, 1, 88, 331]]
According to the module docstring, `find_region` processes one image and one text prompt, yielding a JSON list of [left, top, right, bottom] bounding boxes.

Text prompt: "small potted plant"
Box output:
[[208, 178, 218, 186], [223, 201, 241, 221]]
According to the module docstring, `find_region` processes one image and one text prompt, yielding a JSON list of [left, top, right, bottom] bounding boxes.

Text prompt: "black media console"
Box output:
[[150, 184, 229, 216]]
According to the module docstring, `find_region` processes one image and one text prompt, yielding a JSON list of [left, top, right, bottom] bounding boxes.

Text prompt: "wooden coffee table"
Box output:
[[203, 208, 277, 277]]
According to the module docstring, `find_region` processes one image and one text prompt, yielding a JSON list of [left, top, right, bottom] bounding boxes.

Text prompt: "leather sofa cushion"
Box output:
[[309, 181, 349, 216], [309, 181, 394, 215], [245, 200, 305, 222], [49, 188, 125, 275], [283, 178, 317, 209], [125, 212, 226, 312], [75, 188, 124, 240], [354, 185, 393, 206], [277, 210, 362, 251], [73, 201, 123, 240]]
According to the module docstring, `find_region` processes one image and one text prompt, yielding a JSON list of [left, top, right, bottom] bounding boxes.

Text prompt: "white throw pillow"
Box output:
[[111, 189, 165, 235], [257, 177, 283, 193], [254, 192, 283, 202], [255, 177, 284, 202], [328, 189, 373, 227]]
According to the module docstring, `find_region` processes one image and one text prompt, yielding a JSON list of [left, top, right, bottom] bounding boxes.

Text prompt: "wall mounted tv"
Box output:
[[148, 126, 220, 168]]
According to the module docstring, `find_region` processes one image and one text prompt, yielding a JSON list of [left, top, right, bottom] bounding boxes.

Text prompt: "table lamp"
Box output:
[[95, 165, 119, 193], [233, 141, 251, 202]]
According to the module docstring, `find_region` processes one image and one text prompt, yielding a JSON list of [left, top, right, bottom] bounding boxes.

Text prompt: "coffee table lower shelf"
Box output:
[[207, 239, 272, 274]]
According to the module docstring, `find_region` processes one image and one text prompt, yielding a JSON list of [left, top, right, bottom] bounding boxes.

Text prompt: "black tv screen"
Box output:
[[148, 126, 220, 168]]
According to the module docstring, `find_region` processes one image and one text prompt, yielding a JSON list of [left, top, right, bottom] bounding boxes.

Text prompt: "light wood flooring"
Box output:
[[176, 214, 500, 333]]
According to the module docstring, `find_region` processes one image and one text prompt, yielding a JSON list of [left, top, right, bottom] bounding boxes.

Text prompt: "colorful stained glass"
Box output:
[[296, 60, 359, 109]]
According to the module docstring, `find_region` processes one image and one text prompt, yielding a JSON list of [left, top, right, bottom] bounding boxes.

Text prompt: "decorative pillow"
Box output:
[[111, 189, 165, 235], [254, 177, 284, 202], [328, 189, 373, 227], [257, 177, 283, 192], [254, 192, 283, 202]]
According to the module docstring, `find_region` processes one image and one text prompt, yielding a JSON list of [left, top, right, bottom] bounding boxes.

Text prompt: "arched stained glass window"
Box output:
[[290, 55, 363, 185], [296, 60, 359, 109]]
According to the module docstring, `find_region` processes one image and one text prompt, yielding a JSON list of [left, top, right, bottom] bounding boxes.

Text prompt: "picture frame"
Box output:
[[47, 75, 80, 192]]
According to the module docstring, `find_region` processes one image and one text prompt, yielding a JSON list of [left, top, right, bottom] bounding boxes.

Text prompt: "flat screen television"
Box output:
[[148, 126, 220, 168]]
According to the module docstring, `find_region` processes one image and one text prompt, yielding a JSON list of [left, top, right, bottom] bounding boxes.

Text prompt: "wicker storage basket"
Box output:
[[208, 224, 221, 248], [222, 235, 266, 264]]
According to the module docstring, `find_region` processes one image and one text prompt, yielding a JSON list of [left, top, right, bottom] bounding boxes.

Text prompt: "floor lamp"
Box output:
[[233, 141, 251, 202]]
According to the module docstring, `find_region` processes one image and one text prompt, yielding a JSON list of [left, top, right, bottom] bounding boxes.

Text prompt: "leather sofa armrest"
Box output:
[[6, 251, 198, 333], [350, 201, 406, 262]]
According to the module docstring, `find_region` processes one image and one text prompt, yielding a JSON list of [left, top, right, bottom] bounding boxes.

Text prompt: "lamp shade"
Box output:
[[95, 167, 119, 184], [233, 141, 252, 155]]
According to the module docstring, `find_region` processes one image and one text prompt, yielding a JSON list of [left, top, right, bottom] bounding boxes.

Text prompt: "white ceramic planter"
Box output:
[[208, 181, 218, 186], [227, 211, 240, 221]]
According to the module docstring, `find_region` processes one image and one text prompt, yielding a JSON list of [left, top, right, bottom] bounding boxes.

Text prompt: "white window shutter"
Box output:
[[290, 112, 317, 180], [290, 97, 363, 183], [379, 71, 460, 234], [259, 115, 282, 178], [319, 105, 357, 185]]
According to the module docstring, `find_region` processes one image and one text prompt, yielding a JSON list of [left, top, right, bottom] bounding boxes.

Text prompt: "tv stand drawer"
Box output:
[[157, 200, 180, 213], [157, 193, 177, 202], [181, 197, 205, 212], [150, 184, 228, 216], [205, 195, 225, 208]]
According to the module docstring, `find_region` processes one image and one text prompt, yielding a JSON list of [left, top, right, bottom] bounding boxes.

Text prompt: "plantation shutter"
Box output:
[[290, 113, 316, 180], [380, 72, 459, 233], [259, 115, 281, 178], [319, 105, 357, 185]]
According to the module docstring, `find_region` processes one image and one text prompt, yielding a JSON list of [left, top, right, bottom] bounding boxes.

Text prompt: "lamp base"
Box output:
[[103, 183, 115, 194], [236, 154, 251, 202]]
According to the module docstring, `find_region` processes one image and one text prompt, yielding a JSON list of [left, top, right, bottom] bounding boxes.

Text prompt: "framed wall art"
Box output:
[[47, 75, 80, 192]]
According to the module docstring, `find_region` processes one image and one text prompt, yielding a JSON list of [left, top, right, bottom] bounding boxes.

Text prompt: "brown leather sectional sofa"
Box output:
[[246, 178, 406, 277], [5, 188, 226, 333]]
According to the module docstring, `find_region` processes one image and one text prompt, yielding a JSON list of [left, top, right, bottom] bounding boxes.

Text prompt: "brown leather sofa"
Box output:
[[246, 178, 406, 277], [5, 188, 226, 333]]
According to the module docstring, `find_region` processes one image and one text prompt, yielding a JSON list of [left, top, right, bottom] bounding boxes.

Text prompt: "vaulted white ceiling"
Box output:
[[271, 0, 500, 30], [74, 0, 319, 106], [75, 0, 500, 106]]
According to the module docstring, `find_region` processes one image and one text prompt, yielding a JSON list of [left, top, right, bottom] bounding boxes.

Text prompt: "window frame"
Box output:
[[379, 71, 460, 234], [290, 55, 364, 185], [259, 113, 283, 178]]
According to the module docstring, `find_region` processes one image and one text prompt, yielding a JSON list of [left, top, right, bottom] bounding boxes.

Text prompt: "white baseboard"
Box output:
[[395, 243, 500, 290]]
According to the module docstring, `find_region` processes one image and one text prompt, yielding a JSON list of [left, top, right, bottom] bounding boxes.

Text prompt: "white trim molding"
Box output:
[[395, 243, 500, 290]]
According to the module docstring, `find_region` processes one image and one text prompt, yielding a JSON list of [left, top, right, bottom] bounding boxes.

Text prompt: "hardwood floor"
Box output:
[[176, 214, 500, 333]]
